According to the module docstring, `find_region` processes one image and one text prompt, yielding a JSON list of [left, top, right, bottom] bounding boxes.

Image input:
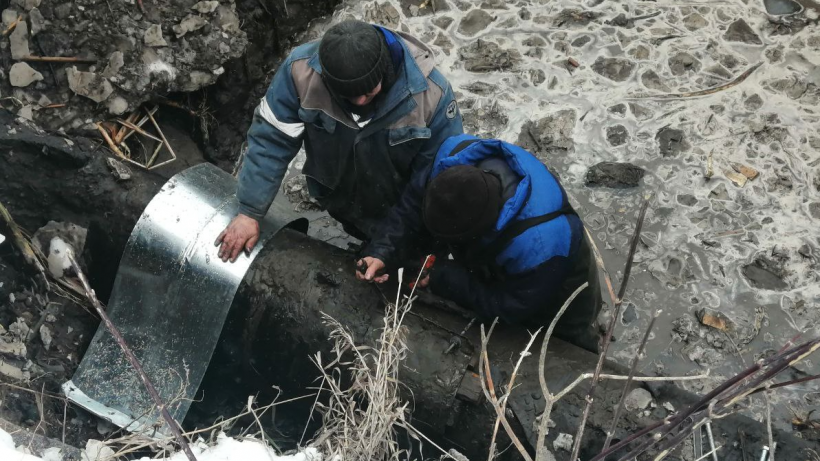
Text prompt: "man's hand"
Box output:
[[215, 214, 260, 263], [356, 257, 389, 283]]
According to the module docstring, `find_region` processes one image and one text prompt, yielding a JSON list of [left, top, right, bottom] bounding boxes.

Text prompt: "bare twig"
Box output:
[[488, 326, 544, 460], [479, 321, 533, 461], [116, 118, 163, 143], [571, 199, 650, 461], [21, 55, 98, 64], [603, 309, 661, 451], [635, 63, 763, 100], [1, 15, 22, 37], [0, 201, 49, 283], [535, 283, 589, 461], [66, 251, 198, 461], [96, 122, 127, 159]]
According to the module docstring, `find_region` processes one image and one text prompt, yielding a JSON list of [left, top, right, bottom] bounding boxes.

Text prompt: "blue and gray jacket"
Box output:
[[236, 26, 463, 237], [365, 134, 586, 324]]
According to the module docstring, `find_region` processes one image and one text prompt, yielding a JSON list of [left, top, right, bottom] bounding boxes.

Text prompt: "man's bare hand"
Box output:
[[215, 214, 260, 263], [356, 257, 389, 283]]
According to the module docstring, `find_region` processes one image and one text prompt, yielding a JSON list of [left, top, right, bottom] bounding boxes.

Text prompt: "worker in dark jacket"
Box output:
[[216, 20, 463, 261], [357, 134, 602, 352]]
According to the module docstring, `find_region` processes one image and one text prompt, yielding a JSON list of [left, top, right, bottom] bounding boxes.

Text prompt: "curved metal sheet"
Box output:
[[63, 163, 307, 435]]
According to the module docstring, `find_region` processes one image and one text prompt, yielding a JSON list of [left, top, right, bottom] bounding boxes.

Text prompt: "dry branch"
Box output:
[[635, 63, 763, 100], [571, 199, 650, 461], [22, 55, 97, 64]]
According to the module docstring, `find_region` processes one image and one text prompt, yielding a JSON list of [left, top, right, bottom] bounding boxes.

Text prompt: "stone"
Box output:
[[586, 162, 645, 188], [809, 202, 820, 219], [624, 388, 653, 411], [37, 94, 51, 107], [606, 125, 629, 146], [724, 19, 762, 44], [433, 33, 453, 55], [458, 9, 494, 36], [592, 56, 636, 82], [677, 194, 697, 206], [28, 8, 44, 36], [706, 64, 732, 79], [742, 258, 789, 291], [553, 9, 599, 28], [12, 0, 39, 11], [107, 96, 128, 115], [459, 39, 521, 72], [9, 62, 43, 87], [39, 325, 52, 350], [2, 9, 18, 26], [709, 183, 730, 200], [608, 103, 626, 116], [66, 67, 114, 103], [144, 24, 167, 47], [629, 102, 652, 120], [53, 3, 71, 19], [642, 70, 670, 92], [628, 44, 650, 60], [572, 35, 591, 47], [622, 303, 638, 324], [9, 20, 30, 60], [191, 1, 219, 13], [17, 105, 33, 120], [106, 157, 132, 181], [553, 433, 573, 452], [656, 128, 690, 156], [363, 2, 400, 28], [763, 0, 802, 15], [216, 6, 241, 33], [516, 109, 577, 152], [102, 51, 124, 78], [683, 13, 708, 30], [173, 14, 208, 38], [432, 16, 454, 30], [668, 52, 701, 75]]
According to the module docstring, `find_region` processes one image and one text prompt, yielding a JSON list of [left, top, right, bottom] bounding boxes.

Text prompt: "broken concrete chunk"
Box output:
[[32, 221, 88, 263], [102, 51, 124, 78], [107, 96, 128, 115], [9, 20, 30, 60], [144, 24, 167, 47], [37, 94, 51, 107], [106, 157, 132, 181], [459, 39, 521, 72], [516, 109, 577, 152], [39, 325, 52, 350], [9, 318, 30, 340], [742, 257, 789, 291], [216, 6, 241, 33], [28, 7, 44, 36], [173, 14, 208, 38], [66, 66, 114, 103], [17, 105, 34, 120], [0, 339, 26, 356], [9, 62, 43, 87], [656, 127, 690, 157], [192, 1, 219, 13]]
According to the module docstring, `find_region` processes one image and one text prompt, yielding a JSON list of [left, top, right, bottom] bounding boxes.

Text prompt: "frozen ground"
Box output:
[[0, 428, 322, 461], [276, 0, 820, 431]]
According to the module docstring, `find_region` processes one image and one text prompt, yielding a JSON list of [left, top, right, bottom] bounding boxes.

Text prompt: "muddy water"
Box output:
[[276, 0, 820, 430]]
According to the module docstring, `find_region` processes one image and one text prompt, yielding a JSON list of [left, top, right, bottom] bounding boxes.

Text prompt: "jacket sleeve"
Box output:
[[428, 259, 569, 325], [237, 58, 305, 220], [363, 75, 463, 265]]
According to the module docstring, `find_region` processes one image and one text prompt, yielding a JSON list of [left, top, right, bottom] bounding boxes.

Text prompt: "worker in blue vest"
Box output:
[[356, 134, 602, 352]]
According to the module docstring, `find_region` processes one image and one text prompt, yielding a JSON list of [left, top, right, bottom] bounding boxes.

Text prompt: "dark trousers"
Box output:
[[529, 235, 603, 353]]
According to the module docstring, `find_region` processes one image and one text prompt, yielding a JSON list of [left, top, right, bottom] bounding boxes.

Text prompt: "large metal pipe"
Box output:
[[1, 118, 813, 461]]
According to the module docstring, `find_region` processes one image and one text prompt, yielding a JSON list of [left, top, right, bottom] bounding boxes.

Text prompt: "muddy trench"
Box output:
[[1, 0, 820, 459]]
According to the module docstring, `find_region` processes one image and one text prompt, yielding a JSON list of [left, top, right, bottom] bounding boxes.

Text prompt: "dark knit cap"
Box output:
[[423, 165, 503, 242], [319, 20, 388, 98]]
